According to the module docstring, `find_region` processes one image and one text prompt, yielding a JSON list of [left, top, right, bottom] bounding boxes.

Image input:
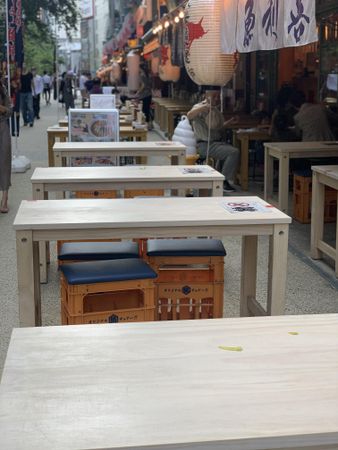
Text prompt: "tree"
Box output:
[[22, 0, 78, 34], [24, 22, 55, 73]]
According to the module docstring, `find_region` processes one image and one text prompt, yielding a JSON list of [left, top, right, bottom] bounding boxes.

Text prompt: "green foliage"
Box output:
[[22, 0, 78, 34], [24, 23, 55, 73]]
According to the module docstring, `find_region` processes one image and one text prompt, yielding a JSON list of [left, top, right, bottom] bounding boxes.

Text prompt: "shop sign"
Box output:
[[221, 0, 318, 53]]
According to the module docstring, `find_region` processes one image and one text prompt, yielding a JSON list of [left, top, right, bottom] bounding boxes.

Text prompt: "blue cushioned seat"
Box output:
[[146, 239, 226, 257], [60, 258, 157, 285], [58, 241, 139, 261]]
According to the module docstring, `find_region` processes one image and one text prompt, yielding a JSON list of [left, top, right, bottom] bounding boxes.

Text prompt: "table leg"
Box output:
[[178, 151, 186, 166], [17, 230, 41, 327], [32, 183, 49, 284], [264, 147, 274, 201], [267, 224, 289, 315], [310, 172, 325, 261], [47, 135, 55, 167], [212, 180, 223, 197], [54, 151, 62, 167], [168, 111, 174, 139], [240, 235, 258, 317], [240, 137, 249, 191], [278, 154, 290, 213]]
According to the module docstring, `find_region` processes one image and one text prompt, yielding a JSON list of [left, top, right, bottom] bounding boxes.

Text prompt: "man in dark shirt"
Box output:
[[20, 64, 35, 127]]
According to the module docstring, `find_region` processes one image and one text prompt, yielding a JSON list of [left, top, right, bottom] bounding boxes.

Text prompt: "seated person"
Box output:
[[187, 90, 240, 193], [293, 98, 335, 142], [89, 78, 103, 95]]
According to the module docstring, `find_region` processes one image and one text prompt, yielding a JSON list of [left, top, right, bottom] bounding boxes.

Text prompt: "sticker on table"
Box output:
[[223, 201, 274, 214], [181, 167, 211, 174]]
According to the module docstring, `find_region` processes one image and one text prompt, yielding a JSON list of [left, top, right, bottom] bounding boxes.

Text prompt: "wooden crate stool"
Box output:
[[60, 258, 157, 325], [146, 239, 226, 321], [58, 241, 140, 265]]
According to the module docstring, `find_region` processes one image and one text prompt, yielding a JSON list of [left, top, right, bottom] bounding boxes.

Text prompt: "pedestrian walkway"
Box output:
[[1, 99, 338, 374]]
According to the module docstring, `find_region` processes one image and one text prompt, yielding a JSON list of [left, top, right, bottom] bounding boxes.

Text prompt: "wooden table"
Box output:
[[165, 105, 192, 139], [233, 129, 271, 191], [311, 165, 338, 276], [1, 314, 338, 450], [120, 125, 147, 141], [53, 141, 187, 167], [31, 165, 224, 199], [13, 196, 290, 327], [47, 126, 68, 167], [31, 166, 224, 283], [264, 141, 338, 213], [58, 119, 68, 127]]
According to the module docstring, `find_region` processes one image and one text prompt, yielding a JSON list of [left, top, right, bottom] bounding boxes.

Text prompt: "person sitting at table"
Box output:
[[89, 78, 103, 95], [269, 85, 299, 142], [291, 92, 335, 142], [187, 90, 240, 193]]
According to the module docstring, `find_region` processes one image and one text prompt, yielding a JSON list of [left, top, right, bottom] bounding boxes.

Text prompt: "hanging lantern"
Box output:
[[127, 50, 140, 91], [184, 0, 237, 86], [159, 45, 180, 82], [110, 62, 122, 84]]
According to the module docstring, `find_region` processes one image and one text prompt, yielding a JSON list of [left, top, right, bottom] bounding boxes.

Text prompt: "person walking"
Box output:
[[187, 90, 240, 193], [32, 68, 43, 119], [42, 71, 52, 104], [62, 71, 75, 114], [0, 75, 12, 213], [136, 65, 153, 129], [79, 71, 88, 107], [20, 64, 35, 127]]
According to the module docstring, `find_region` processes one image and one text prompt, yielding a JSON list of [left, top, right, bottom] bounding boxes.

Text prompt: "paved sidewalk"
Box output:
[[1, 99, 338, 374]]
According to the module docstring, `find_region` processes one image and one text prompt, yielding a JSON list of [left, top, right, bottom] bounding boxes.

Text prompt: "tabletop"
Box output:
[[31, 165, 224, 183], [1, 314, 338, 450], [311, 165, 338, 179], [13, 197, 291, 231], [265, 141, 338, 153], [53, 141, 186, 152]]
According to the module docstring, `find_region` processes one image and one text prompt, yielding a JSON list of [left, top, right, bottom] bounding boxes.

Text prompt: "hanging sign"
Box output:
[[7, 0, 24, 67], [221, 0, 318, 53], [79, 0, 94, 19]]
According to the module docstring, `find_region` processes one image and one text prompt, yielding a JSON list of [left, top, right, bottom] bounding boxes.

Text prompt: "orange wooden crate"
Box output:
[[61, 304, 155, 325], [293, 175, 312, 195], [156, 283, 224, 320], [146, 255, 224, 319], [124, 189, 164, 198], [293, 190, 337, 224], [75, 190, 118, 199], [61, 274, 155, 316]]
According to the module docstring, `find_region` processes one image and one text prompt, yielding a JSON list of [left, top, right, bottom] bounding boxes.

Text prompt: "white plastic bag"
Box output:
[[172, 115, 197, 156]]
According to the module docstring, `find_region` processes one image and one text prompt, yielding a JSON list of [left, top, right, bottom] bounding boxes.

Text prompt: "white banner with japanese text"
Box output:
[[221, 0, 318, 53]]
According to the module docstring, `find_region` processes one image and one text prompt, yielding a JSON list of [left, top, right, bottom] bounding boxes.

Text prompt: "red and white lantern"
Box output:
[[184, 0, 237, 86], [159, 45, 180, 82]]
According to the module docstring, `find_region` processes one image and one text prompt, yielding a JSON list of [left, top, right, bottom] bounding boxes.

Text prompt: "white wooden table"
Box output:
[[31, 165, 224, 199], [1, 314, 338, 450], [53, 141, 187, 167], [13, 196, 291, 327], [264, 141, 338, 213], [31, 166, 224, 284], [311, 165, 338, 276]]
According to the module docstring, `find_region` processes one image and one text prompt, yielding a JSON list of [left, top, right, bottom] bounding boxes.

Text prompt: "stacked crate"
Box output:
[[293, 174, 337, 224], [146, 239, 226, 321]]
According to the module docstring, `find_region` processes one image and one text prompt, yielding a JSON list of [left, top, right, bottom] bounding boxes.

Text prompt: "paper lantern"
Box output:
[[184, 0, 237, 86], [110, 62, 121, 84], [127, 50, 140, 91], [159, 45, 180, 82]]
